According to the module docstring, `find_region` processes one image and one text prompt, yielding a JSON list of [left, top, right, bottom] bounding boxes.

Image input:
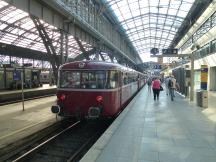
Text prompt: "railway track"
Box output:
[[8, 120, 112, 162]]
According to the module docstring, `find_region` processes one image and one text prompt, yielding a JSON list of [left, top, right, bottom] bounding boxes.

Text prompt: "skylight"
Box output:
[[106, 0, 195, 57]]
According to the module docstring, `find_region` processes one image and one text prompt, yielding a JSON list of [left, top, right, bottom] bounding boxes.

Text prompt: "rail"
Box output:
[[8, 120, 112, 162]]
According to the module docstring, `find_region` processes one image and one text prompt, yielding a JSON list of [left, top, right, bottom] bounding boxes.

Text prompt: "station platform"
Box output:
[[81, 86, 216, 162], [0, 84, 57, 103], [0, 96, 57, 158]]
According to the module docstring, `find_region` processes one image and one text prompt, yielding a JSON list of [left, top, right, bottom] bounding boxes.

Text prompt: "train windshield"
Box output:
[[60, 70, 106, 89], [60, 70, 118, 89]]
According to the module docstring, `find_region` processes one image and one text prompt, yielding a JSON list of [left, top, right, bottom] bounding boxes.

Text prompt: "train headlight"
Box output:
[[96, 95, 103, 103]]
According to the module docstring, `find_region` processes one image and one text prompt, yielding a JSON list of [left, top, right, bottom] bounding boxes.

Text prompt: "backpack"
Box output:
[[168, 79, 173, 87]]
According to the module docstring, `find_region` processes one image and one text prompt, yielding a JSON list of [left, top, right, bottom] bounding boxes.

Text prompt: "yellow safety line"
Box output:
[[0, 119, 55, 140]]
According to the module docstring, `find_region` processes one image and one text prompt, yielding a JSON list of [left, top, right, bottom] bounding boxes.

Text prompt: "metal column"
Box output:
[[190, 52, 195, 101]]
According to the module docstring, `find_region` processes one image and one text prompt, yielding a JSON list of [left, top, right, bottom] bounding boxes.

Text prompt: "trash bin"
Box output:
[[196, 90, 202, 107], [196, 90, 208, 108]]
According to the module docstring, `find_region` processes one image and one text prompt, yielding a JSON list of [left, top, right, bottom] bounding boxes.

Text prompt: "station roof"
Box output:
[[105, 0, 211, 56], [0, 0, 213, 66], [0, 0, 93, 65]]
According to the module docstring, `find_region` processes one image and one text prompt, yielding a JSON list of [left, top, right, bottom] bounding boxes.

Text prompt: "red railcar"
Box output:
[[51, 61, 146, 119]]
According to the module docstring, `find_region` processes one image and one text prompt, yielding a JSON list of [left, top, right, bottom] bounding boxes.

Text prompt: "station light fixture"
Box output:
[[150, 48, 159, 55]]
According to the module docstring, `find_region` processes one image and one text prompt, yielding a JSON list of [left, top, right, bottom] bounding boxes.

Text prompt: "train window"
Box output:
[[81, 72, 89, 88], [60, 71, 81, 88], [107, 71, 118, 88], [95, 71, 106, 89], [81, 71, 106, 89], [128, 73, 133, 83], [123, 73, 128, 85], [60, 70, 108, 89]]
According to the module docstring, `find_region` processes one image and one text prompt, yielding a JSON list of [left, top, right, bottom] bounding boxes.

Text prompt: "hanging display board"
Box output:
[[201, 65, 208, 90]]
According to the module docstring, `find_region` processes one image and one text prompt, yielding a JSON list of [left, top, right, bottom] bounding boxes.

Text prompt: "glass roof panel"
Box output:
[[106, 0, 195, 58], [0, 0, 7, 7], [0, 24, 7, 30]]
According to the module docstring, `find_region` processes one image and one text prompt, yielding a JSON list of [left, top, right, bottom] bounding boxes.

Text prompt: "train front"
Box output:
[[51, 61, 120, 120]]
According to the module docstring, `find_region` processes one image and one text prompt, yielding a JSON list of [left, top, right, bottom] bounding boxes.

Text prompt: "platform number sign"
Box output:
[[13, 71, 21, 81], [154, 65, 161, 69]]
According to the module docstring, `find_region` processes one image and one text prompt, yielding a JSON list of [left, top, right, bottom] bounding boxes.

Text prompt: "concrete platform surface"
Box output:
[[81, 87, 216, 162], [0, 96, 57, 149]]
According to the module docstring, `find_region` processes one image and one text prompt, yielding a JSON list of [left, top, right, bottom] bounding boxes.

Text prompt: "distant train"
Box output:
[[40, 71, 50, 84], [0, 66, 42, 90], [51, 61, 146, 120], [40, 71, 55, 84]]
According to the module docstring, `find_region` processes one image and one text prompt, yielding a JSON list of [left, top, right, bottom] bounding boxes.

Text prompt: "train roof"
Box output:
[[60, 61, 136, 73]]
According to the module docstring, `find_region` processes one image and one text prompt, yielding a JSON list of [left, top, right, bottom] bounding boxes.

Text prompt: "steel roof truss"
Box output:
[[30, 15, 59, 82]]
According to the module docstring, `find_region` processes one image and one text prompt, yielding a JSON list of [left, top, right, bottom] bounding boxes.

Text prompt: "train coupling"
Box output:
[[51, 105, 61, 114], [87, 106, 101, 119]]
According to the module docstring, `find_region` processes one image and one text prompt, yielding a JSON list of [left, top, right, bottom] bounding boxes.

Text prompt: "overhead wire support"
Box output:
[[30, 15, 59, 83], [99, 52, 105, 61], [108, 53, 114, 63]]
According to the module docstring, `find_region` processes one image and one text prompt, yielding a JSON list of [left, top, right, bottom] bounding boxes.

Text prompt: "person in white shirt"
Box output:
[[147, 77, 152, 92], [164, 76, 170, 95]]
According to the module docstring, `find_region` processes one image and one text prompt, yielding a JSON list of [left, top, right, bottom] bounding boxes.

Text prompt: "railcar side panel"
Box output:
[[121, 85, 132, 106], [131, 82, 138, 95]]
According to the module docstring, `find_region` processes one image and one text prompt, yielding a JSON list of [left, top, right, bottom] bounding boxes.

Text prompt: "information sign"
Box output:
[[13, 71, 21, 81]]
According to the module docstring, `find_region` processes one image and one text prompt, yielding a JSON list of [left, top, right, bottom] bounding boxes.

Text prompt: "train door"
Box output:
[[25, 68, 32, 88], [137, 74, 140, 90], [118, 71, 122, 109], [5, 68, 14, 89], [32, 69, 41, 87], [108, 70, 121, 110], [0, 68, 5, 90]]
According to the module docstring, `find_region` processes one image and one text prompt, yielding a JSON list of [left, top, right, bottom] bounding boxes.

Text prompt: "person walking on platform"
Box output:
[[164, 76, 170, 95], [168, 75, 176, 101], [152, 77, 161, 100], [147, 77, 152, 92]]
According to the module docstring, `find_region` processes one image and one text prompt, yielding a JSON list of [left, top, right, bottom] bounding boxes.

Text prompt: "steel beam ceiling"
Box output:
[[3, 0, 142, 66]]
